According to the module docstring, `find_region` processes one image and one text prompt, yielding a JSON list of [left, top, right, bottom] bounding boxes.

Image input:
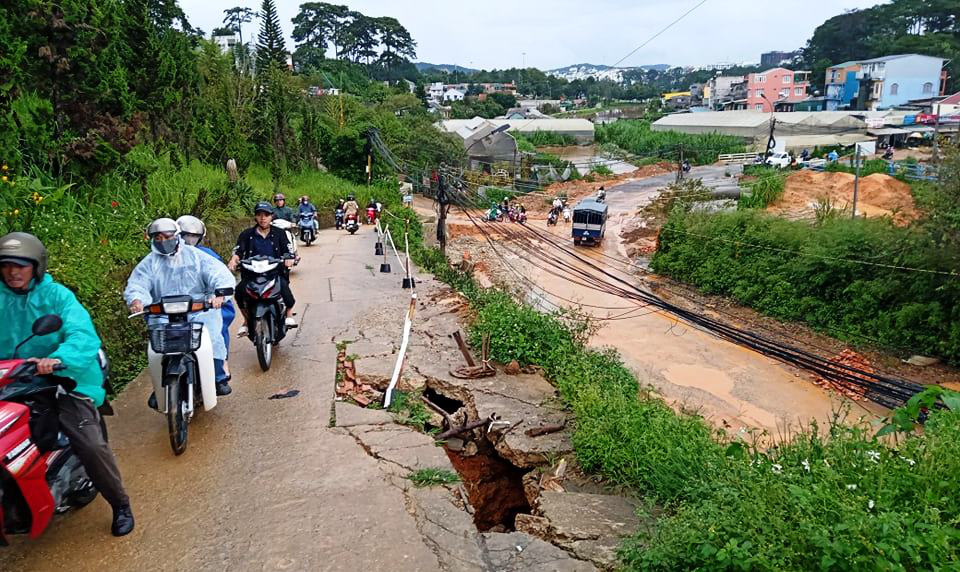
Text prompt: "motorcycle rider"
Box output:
[[125, 219, 236, 396], [0, 232, 135, 536], [272, 193, 294, 222], [343, 194, 360, 219], [298, 195, 317, 217], [228, 203, 297, 336], [176, 215, 236, 384]]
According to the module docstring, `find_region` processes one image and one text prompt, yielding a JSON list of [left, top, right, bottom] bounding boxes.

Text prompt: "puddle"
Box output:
[[444, 441, 532, 532]]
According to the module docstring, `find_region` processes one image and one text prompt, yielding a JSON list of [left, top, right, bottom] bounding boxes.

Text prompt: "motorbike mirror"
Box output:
[[32, 314, 63, 336]]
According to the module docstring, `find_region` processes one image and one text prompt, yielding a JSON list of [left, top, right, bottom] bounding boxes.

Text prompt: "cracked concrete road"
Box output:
[[0, 225, 449, 571]]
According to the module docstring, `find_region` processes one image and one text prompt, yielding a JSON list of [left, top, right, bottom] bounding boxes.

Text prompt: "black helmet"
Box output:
[[0, 232, 48, 279], [273, 193, 285, 202], [254, 202, 274, 215], [347, 194, 355, 201]]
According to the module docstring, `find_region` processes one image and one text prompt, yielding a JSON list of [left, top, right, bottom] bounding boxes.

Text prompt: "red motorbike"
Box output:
[[0, 315, 109, 545], [345, 212, 360, 235], [366, 207, 377, 225]]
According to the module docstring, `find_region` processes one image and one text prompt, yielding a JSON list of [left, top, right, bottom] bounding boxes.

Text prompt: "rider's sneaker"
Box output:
[[147, 392, 158, 410], [216, 382, 232, 396], [285, 317, 297, 328], [236, 325, 248, 338]]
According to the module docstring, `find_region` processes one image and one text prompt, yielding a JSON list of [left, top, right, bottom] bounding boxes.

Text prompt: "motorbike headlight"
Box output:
[[162, 300, 191, 314]]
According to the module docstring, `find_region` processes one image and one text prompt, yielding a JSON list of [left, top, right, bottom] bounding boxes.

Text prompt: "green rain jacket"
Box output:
[[0, 274, 106, 406]]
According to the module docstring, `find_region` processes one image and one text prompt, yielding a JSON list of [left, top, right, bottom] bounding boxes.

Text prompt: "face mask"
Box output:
[[152, 236, 181, 256], [182, 233, 202, 246]]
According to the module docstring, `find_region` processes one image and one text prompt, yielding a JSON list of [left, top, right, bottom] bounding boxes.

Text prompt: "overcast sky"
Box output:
[[179, 0, 881, 70]]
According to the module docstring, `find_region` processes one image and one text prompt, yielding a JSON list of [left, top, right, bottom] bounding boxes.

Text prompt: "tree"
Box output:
[[376, 16, 416, 71], [222, 6, 255, 47], [256, 0, 287, 74], [341, 13, 377, 64]]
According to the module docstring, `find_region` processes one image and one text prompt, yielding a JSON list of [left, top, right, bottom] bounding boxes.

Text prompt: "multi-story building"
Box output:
[[745, 68, 811, 112], [854, 54, 946, 110], [824, 61, 861, 110], [212, 32, 240, 53], [705, 75, 745, 109]]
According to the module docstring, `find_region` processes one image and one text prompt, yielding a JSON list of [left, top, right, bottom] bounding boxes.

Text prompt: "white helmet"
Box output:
[[147, 218, 181, 257], [176, 215, 206, 246]]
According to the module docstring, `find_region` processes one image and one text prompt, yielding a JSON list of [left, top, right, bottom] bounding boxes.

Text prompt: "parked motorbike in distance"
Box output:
[[298, 212, 317, 246], [239, 255, 295, 371], [345, 212, 359, 235], [270, 218, 300, 266], [130, 292, 230, 455], [0, 315, 107, 544], [334, 207, 345, 230]]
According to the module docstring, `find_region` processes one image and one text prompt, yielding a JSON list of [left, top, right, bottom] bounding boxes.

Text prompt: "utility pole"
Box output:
[[676, 144, 684, 182], [851, 144, 861, 218], [437, 173, 448, 255], [932, 102, 942, 165]]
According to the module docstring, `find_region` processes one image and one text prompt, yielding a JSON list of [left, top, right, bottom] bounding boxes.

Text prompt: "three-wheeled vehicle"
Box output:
[[571, 199, 608, 246]]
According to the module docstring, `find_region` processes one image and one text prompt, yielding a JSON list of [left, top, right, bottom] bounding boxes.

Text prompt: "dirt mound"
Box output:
[[770, 171, 918, 225]]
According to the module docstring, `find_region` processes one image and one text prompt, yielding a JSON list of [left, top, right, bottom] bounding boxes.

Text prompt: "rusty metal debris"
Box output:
[[450, 333, 495, 379], [525, 422, 566, 437]]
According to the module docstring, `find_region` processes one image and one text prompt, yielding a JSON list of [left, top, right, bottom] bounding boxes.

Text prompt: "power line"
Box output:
[[610, 0, 711, 69]]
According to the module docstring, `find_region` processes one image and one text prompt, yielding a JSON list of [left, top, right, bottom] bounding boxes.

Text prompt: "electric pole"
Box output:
[[851, 144, 861, 218]]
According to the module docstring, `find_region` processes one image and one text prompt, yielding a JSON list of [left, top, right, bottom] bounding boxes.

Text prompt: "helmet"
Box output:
[[273, 193, 285, 202], [176, 215, 206, 246], [254, 202, 274, 216], [0, 232, 48, 280], [347, 194, 355, 201], [300, 195, 308, 203], [146, 218, 181, 257]]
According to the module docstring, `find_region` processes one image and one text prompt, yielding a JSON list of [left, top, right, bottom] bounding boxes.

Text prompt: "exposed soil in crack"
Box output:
[[445, 440, 533, 532]]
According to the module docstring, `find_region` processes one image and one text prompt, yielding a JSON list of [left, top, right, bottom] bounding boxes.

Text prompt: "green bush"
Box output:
[[596, 120, 745, 165], [652, 209, 960, 361], [739, 167, 787, 209]]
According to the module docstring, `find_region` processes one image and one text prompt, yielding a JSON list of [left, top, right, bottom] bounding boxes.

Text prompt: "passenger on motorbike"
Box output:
[[272, 193, 294, 222], [125, 218, 236, 396], [0, 232, 134, 536], [228, 203, 297, 335], [343, 194, 360, 218], [176, 215, 236, 384]]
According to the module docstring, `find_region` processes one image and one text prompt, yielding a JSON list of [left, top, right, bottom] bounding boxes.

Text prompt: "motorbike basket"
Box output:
[[148, 322, 203, 354]]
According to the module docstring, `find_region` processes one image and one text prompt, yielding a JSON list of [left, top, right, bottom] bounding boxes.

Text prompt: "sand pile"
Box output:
[[769, 171, 918, 225]]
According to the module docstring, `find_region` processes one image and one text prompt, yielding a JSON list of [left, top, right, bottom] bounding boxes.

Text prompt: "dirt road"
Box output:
[[0, 227, 442, 570], [448, 166, 844, 433]]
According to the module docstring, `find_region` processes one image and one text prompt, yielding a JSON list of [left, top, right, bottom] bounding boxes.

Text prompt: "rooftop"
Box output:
[[858, 53, 943, 64]]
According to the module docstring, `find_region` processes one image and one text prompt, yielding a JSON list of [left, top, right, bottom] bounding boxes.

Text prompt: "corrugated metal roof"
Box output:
[[440, 118, 595, 134], [858, 53, 942, 64]]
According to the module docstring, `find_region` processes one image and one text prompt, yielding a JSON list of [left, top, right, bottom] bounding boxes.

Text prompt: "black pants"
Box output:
[[57, 393, 130, 509], [236, 274, 295, 311]]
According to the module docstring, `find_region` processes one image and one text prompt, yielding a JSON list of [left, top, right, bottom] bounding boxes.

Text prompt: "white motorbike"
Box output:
[[130, 293, 230, 455], [271, 218, 300, 267]]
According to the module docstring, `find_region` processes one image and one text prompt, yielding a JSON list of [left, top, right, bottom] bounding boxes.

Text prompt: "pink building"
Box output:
[[746, 68, 811, 112]]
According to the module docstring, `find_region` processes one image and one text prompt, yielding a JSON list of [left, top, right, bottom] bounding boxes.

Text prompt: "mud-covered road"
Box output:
[[0, 226, 441, 570]]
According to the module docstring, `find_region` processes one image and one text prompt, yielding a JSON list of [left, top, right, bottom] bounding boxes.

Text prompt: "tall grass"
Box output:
[[738, 167, 787, 208], [596, 120, 746, 165]]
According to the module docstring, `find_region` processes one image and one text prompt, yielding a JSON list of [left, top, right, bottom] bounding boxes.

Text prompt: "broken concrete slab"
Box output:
[[346, 340, 397, 358], [407, 487, 488, 571], [335, 402, 393, 427], [481, 531, 597, 571], [350, 424, 453, 473], [355, 355, 427, 391], [535, 492, 643, 569]]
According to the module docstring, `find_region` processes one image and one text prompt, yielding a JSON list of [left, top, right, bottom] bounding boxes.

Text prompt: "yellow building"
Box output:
[[662, 91, 692, 101]]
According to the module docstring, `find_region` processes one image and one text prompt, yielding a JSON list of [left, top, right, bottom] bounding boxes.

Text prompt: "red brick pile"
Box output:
[[336, 351, 378, 407], [812, 349, 871, 400]]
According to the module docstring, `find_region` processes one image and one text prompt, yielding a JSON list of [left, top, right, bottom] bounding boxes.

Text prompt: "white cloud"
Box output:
[[180, 0, 879, 70]]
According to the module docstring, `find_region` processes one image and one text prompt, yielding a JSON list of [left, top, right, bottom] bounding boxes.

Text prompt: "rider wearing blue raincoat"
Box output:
[[123, 218, 235, 395]]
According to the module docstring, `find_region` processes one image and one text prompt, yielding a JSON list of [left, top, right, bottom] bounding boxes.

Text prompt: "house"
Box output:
[[482, 83, 517, 96], [438, 117, 519, 171], [785, 97, 828, 112], [855, 54, 946, 110], [940, 92, 960, 115], [662, 91, 692, 110], [824, 61, 861, 110], [440, 118, 595, 144], [212, 32, 240, 53], [746, 68, 811, 112], [502, 107, 547, 120], [443, 89, 465, 102], [428, 82, 445, 101], [705, 75, 746, 109]]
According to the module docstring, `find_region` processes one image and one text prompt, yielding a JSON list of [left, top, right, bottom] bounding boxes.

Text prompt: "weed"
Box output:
[[406, 468, 460, 487], [388, 391, 433, 429], [738, 167, 786, 209], [345, 353, 359, 362]]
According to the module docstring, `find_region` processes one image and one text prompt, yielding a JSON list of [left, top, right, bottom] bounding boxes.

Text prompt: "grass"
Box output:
[[596, 119, 746, 165], [738, 166, 787, 209], [388, 390, 433, 429], [407, 468, 461, 487], [402, 212, 960, 569]]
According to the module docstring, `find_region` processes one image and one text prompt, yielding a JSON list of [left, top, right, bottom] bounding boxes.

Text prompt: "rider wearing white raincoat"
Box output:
[[123, 219, 236, 397]]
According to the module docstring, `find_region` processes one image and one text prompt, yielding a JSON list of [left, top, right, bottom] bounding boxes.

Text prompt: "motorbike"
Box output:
[[239, 255, 295, 371], [486, 206, 503, 222], [298, 211, 317, 246], [271, 218, 300, 267], [345, 212, 360, 235], [366, 207, 377, 225], [334, 208, 345, 230], [1, 315, 109, 543], [547, 209, 558, 226], [131, 292, 230, 455]]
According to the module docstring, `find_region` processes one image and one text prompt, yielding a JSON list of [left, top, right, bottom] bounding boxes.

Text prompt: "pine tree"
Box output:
[[256, 0, 287, 75]]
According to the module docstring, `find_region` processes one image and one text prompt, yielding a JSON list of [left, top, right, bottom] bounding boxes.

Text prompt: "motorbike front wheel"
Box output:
[[167, 380, 188, 455], [255, 317, 273, 371]]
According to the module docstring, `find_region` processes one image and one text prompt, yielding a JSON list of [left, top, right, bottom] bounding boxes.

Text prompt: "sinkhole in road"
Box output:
[[424, 386, 532, 532]]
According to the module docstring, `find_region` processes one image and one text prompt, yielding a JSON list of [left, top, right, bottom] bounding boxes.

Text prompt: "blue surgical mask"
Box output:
[[152, 236, 181, 256]]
